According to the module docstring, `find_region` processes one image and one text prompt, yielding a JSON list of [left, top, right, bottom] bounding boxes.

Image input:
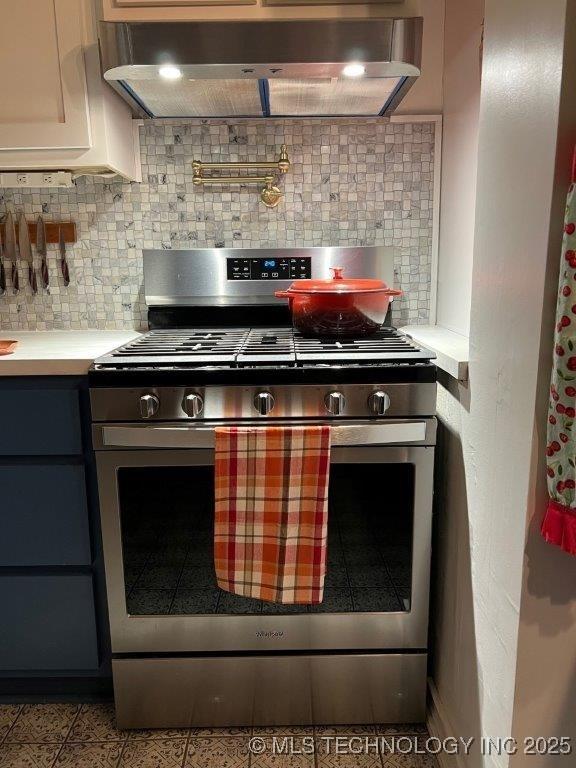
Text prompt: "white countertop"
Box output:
[[400, 325, 469, 382], [0, 331, 141, 376]]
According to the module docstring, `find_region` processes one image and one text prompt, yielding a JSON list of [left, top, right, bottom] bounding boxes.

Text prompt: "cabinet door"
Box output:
[[110, 0, 398, 5], [0, 0, 90, 151], [0, 465, 91, 566], [264, 0, 397, 4], [110, 0, 255, 6], [102, 0, 404, 23], [0, 386, 82, 456], [0, 575, 99, 670]]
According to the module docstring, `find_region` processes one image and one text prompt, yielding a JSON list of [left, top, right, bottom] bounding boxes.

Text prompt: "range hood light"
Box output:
[[342, 63, 366, 78], [158, 65, 182, 80]]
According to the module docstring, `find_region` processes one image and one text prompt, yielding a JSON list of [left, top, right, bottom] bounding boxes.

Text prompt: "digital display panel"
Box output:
[[227, 257, 312, 281]]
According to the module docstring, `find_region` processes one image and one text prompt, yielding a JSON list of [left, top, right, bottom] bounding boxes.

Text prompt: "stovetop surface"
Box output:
[[93, 326, 434, 369]]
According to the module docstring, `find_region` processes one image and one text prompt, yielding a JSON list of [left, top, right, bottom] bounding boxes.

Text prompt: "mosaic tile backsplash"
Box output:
[[0, 119, 435, 330]]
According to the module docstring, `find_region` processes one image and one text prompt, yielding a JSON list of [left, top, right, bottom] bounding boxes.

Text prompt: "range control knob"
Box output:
[[182, 393, 204, 418], [368, 391, 391, 416], [139, 393, 159, 419], [254, 391, 275, 416], [325, 391, 346, 416]]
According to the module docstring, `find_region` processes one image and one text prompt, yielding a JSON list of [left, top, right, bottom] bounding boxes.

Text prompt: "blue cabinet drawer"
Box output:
[[0, 465, 91, 566], [0, 574, 99, 671], [0, 388, 82, 455]]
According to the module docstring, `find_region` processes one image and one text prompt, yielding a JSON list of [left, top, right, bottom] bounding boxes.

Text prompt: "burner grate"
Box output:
[[94, 327, 434, 369], [293, 328, 432, 363], [237, 328, 296, 365], [96, 328, 250, 366]]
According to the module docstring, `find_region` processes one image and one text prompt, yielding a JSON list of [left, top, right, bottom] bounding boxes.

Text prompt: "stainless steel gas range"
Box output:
[[89, 247, 437, 728]]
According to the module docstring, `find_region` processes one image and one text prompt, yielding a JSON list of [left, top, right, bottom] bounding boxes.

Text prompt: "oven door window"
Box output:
[[118, 464, 414, 616]]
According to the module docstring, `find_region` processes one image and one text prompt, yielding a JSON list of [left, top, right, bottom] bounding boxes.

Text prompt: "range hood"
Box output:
[[99, 18, 422, 119]]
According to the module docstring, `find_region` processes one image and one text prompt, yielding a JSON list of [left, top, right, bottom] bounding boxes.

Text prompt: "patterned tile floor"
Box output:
[[0, 704, 439, 767]]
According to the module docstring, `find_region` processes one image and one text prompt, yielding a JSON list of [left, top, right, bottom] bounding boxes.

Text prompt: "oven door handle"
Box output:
[[101, 421, 429, 449]]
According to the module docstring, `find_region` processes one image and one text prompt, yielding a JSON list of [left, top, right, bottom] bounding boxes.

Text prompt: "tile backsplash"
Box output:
[[0, 118, 435, 331]]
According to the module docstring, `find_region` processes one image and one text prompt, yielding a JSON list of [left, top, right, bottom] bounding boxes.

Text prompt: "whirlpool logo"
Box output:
[[256, 630, 285, 638]]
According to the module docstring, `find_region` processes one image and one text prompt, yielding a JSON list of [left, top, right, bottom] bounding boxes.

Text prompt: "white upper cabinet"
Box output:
[[110, 0, 255, 6], [0, 0, 141, 180], [0, 0, 91, 151], [101, 0, 404, 21]]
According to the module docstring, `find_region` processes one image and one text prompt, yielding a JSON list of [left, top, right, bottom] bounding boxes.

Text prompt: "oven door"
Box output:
[[94, 419, 435, 654]]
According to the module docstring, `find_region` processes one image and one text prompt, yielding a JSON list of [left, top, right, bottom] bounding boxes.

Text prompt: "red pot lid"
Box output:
[[283, 267, 395, 294]]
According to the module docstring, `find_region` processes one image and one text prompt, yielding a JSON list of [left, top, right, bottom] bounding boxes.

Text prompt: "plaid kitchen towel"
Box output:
[[214, 425, 331, 604]]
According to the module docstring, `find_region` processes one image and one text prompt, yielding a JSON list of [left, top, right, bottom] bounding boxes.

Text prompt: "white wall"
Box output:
[[509, 1, 576, 763], [435, 0, 483, 336], [432, 1, 573, 766]]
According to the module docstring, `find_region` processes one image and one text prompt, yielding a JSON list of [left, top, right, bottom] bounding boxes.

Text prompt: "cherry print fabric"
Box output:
[[542, 181, 576, 554]]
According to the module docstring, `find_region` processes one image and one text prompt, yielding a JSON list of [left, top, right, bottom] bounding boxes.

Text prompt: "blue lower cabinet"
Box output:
[[0, 574, 99, 671], [0, 387, 82, 456], [0, 377, 108, 685], [0, 465, 91, 566]]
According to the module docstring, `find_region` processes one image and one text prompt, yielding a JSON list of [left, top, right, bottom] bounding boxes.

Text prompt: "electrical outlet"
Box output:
[[0, 171, 74, 188]]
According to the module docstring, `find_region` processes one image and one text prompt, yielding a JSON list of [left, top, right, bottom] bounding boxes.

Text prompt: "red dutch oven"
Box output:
[[275, 266, 402, 337]]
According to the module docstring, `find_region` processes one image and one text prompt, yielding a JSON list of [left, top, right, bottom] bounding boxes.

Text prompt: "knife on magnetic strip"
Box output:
[[36, 215, 49, 290], [4, 211, 19, 294], [18, 212, 37, 294], [59, 225, 70, 286]]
